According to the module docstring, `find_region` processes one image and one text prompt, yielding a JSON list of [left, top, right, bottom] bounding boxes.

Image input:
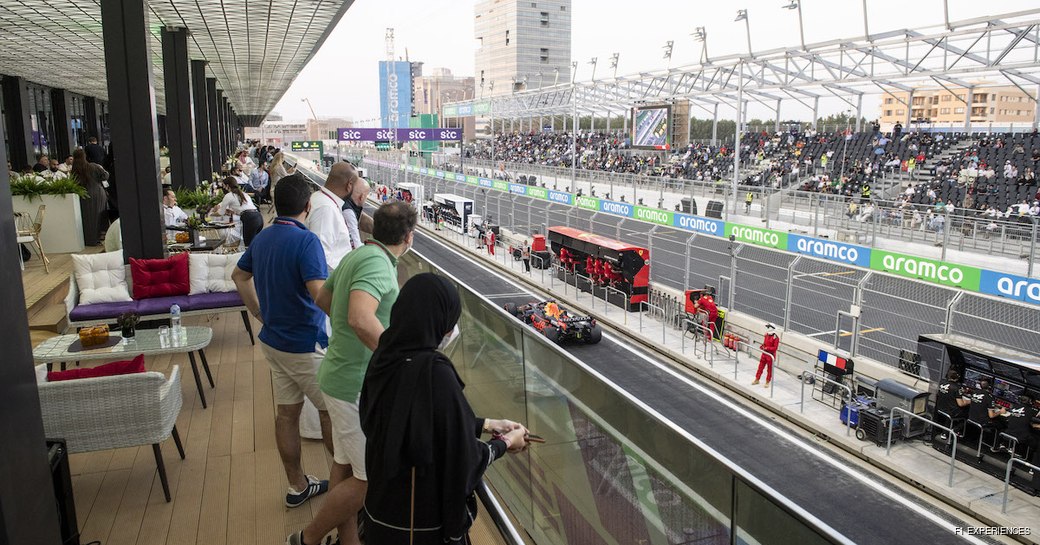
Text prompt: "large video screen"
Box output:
[[631, 105, 671, 150]]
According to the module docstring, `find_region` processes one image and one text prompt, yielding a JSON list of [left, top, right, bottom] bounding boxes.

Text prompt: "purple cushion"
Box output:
[[186, 291, 244, 310], [133, 295, 191, 316], [69, 301, 139, 322]]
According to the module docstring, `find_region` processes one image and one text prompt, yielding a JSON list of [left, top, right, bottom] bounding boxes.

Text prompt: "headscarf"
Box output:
[[360, 272, 462, 481]]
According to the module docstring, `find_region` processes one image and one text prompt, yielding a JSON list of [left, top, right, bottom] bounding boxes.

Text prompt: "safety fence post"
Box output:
[[943, 292, 964, 335], [784, 256, 802, 332]]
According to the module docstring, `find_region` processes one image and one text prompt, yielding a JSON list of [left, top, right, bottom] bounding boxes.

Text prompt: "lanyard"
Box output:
[[273, 218, 305, 229]]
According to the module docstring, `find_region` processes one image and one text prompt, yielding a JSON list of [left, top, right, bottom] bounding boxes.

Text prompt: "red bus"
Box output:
[[547, 226, 650, 308]]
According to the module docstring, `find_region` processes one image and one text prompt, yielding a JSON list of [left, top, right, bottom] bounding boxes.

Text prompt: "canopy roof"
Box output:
[[0, 0, 353, 120]]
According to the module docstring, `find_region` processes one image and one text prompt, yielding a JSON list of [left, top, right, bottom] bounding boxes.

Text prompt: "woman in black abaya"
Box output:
[[360, 273, 529, 544]]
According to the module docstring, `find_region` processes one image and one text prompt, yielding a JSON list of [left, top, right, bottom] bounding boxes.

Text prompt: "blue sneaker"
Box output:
[[285, 475, 328, 508]]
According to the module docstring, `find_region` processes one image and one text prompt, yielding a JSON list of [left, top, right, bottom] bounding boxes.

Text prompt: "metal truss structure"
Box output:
[[448, 8, 1040, 131]]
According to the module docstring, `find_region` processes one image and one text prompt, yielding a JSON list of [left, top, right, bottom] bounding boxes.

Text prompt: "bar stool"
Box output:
[[966, 417, 999, 459]]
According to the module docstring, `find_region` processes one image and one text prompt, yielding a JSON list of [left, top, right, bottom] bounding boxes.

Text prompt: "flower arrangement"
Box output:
[[116, 312, 140, 338], [185, 214, 206, 230], [9, 173, 87, 200]]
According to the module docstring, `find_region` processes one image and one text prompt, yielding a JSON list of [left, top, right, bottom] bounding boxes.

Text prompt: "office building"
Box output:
[[379, 60, 423, 128], [879, 86, 1036, 128], [413, 68, 476, 141], [474, 0, 572, 95]]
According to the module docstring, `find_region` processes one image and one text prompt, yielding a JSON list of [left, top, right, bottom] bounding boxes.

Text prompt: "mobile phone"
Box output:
[[525, 433, 546, 443]]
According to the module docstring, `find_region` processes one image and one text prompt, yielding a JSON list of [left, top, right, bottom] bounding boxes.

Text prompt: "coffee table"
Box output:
[[33, 326, 216, 409]]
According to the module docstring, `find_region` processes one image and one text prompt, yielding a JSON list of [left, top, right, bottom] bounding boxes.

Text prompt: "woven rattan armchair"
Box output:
[[36, 365, 185, 501]]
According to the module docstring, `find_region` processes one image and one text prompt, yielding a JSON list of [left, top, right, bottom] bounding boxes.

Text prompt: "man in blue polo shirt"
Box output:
[[232, 173, 332, 508]]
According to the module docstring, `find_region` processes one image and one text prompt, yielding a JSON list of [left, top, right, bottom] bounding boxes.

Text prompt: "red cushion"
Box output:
[[130, 252, 190, 300], [46, 354, 146, 382]]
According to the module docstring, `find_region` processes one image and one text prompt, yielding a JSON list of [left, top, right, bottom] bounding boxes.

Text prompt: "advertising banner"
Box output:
[[725, 224, 788, 250], [978, 270, 1040, 305], [633, 206, 673, 226], [672, 213, 725, 236], [576, 196, 600, 211], [527, 187, 548, 200], [337, 128, 463, 142], [599, 199, 634, 218], [547, 190, 573, 205], [870, 250, 981, 290], [787, 234, 871, 268], [509, 183, 528, 195]]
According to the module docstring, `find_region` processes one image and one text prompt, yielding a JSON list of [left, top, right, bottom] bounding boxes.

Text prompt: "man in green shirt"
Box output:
[[293, 201, 416, 545]]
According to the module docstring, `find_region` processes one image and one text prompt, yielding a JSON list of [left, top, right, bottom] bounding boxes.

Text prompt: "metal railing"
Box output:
[[736, 342, 777, 398], [639, 302, 667, 345], [800, 371, 854, 436], [885, 407, 958, 487], [1003, 458, 1040, 514], [682, 318, 715, 368]]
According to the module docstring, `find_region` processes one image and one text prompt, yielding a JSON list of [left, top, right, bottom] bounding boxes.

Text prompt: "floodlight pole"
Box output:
[[862, 0, 870, 40], [733, 60, 744, 215]]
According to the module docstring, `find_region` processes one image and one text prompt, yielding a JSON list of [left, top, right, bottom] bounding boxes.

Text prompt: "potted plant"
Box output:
[[185, 214, 206, 246], [117, 312, 140, 339], [9, 173, 89, 252]]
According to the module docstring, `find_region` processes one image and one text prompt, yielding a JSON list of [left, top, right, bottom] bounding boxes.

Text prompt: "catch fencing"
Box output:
[[368, 161, 1040, 371]]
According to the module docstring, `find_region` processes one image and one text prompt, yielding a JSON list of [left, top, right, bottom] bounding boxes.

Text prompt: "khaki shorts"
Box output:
[[323, 393, 367, 480], [259, 342, 327, 410]]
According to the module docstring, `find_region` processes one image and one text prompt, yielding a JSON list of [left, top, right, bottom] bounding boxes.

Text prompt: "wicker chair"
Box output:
[[36, 365, 185, 502]]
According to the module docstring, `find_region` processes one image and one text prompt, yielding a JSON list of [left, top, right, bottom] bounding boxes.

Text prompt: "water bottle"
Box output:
[[170, 304, 182, 343]]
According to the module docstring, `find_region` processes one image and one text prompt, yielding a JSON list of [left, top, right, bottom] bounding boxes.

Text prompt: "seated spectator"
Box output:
[[162, 189, 188, 227], [32, 153, 49, 173]]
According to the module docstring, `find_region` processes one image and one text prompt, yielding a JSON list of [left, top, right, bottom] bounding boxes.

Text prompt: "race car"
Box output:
[[503, 300, 603, 345]]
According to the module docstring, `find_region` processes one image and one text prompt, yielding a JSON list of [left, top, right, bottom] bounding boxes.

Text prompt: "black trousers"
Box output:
[[241, 210, 263, 247]]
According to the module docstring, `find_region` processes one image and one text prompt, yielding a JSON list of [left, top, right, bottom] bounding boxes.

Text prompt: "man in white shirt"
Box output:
[[306, 162, 358, 271], [162, 189, 188, 226]]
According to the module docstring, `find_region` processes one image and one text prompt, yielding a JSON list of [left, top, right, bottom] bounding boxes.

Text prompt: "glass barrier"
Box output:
[[398, 252, 845, 545]]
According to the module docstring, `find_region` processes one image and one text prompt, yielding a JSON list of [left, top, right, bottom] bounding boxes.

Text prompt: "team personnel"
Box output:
[[934, 370, 970, 434], [232, 174, 332, 508], [695, 288, 719, 341], [289, 202, 417, 545], [752, 324, 780, 387]]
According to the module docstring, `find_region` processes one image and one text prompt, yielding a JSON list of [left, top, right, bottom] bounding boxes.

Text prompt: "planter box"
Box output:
[[13, 194, 85, 253]]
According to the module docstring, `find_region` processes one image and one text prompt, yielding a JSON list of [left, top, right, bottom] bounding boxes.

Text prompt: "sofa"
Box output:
[[36, 363, 184, 502], [64, 250, 254, 344]]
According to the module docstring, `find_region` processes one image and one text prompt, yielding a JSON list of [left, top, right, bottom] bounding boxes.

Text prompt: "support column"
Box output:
[[0, 116, 62, 544], [206, 78, 220, 175], [101, 0, 164, 260], [214, 90, 226, 167], [712, 103, 719, 146], [774, 98, 781, 133], [223, 98, 233, 153], [964, 87, 974, 134], [905, 89, 914, 130], [156, 115, 168, 150], [1, 76, 34, 171], [84, 96, 102, 143], [855, 94, 863, 133], [812, 97, 819, 130], [733, 61, 744, 215], [50, 89, 75, 161], [191, 61, 211, 178], [161, 27, 198, 189]]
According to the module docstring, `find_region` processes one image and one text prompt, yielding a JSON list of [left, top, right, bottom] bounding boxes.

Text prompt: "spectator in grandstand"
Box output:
[[892, 122, 903, 140]]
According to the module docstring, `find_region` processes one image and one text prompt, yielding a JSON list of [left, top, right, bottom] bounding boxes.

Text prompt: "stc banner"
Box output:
[[337, 127, 463, 142]]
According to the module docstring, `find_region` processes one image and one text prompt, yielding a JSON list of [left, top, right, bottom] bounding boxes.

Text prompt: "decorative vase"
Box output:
[[121, 325, 135, 339], [190, 227, 201, 246]]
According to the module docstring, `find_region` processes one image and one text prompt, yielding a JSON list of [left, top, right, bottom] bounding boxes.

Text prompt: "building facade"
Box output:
[[474, 0, 572, 95], [878, 86, 1037, 129], [306, 117, 353, 141], [413, 68, 476, 141]]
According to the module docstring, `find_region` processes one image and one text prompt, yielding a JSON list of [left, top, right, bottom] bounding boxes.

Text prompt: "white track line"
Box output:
[[414, 229, 988, 545]]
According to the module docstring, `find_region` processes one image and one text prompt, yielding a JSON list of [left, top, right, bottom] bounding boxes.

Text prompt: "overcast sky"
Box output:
[[271, 0, 1039, 125]]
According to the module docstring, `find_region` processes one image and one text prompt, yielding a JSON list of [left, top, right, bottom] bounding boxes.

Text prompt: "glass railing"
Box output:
[[398, 251, 849, 545]]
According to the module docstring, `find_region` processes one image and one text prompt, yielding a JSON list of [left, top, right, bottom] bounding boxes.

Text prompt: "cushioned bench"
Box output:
[[64, 251, 254, 344]]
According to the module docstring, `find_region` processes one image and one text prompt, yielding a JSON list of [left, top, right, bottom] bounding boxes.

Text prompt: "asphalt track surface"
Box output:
[[410, 227, 995, 545], [431, 176, 935, 366]]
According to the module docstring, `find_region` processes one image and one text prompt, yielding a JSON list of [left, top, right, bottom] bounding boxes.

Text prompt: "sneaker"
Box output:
[[764, 381, 771, 388], [285, 475, 328, 508], [751, 380, 760, 385]]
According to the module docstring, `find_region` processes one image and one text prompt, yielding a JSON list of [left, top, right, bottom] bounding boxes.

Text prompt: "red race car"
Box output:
[[503, 300, 603, 345]]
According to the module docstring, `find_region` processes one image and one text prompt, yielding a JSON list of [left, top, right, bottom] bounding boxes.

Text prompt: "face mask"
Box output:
[[437, 324, 460, 351]]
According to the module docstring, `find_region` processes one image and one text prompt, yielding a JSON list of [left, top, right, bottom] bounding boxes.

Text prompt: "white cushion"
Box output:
[[72, 251, 132, 305], [188, 253, 242, 294]]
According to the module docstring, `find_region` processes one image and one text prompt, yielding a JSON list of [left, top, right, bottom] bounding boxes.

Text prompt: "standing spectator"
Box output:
[[358, 273, 529, 545], [892, 121, 903, 141], [289, 202, 417, 545], [84, 136, 107, 165], [752, 324, 780, 387], [342, 178, 370, 251], [307, 162, 359, 270], [211, 177, 262, 248], [231, 175, 332, 508], [745, 191, 753, 213], [71, 149, 109, 246], [269, 151, 297, 207]]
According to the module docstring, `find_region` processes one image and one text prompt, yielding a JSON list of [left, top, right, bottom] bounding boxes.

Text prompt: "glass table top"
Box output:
[[33, 326, 213, 363]]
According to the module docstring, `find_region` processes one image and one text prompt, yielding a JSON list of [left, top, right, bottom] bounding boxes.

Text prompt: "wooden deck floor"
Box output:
[[64, 312, 506, 545]]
